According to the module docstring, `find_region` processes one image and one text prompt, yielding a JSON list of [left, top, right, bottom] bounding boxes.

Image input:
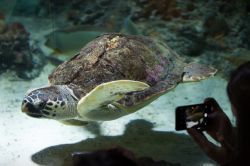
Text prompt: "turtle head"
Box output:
[[21, 85, 79, 120]]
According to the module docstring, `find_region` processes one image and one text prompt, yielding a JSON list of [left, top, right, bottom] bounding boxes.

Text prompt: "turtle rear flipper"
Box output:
[[183, 63, 217, 82], [77, 80, 149, 120]]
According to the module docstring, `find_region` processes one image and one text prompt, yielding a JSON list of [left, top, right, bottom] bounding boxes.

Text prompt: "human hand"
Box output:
[[187, 98, 236, 165]]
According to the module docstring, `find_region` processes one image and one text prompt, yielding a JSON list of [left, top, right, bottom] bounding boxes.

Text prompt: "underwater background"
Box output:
[[0, 0, 249, 165]]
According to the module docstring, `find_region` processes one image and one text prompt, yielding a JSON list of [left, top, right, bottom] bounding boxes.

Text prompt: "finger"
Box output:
[[205, 111, 222, 133], [187, 128, 218, 154], [206, 128, 234, 150], [187, 128, 207, 145], [217, 134, 235, 152], [204, 98, 222, 112], [187, 128, 228, 163], [204, 98, 217, 105], [206, 130, 219, 141]]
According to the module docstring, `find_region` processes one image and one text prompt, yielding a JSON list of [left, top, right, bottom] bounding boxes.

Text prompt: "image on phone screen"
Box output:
[[175, 104, 211, 131]]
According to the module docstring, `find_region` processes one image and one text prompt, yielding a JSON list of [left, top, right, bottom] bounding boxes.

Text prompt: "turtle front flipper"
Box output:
[[60, 119, 88, 126], [77, 80, 150, 121]]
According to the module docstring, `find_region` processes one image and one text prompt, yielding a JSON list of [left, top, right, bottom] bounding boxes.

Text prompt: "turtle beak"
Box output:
[[21, 102, 29, 113], [21, 99, 43, 118]]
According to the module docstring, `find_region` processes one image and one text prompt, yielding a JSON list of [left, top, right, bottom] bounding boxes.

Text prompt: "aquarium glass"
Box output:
[[0, 0, 249, 165]]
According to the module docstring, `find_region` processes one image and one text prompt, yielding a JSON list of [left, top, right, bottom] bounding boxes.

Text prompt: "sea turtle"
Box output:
[[21, 33, 217, 124]]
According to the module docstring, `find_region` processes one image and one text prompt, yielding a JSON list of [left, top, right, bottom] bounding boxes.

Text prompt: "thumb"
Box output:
[[216, 133, 234, 152], [187, 128, 219, 156]]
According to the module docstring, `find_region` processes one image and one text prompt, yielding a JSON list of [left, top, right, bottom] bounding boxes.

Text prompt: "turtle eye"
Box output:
[[22, 99, 28, 105]]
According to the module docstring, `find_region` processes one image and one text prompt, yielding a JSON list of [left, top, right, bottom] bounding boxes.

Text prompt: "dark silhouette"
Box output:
[[72, 147, 177, 166], [227, 61, 250, 165], [188, 61, 250, 166], [72, 147, 137, 166], [32, 120, 210, 166]]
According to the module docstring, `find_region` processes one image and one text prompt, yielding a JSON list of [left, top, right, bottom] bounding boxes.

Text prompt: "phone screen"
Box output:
[[175, 103, 211, 131]]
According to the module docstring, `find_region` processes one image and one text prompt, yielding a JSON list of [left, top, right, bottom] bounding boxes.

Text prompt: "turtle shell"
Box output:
[[48, 33, 185, 99]]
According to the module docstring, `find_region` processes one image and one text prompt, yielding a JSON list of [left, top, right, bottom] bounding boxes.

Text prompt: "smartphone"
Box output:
[[175, 103, 212, 131]]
